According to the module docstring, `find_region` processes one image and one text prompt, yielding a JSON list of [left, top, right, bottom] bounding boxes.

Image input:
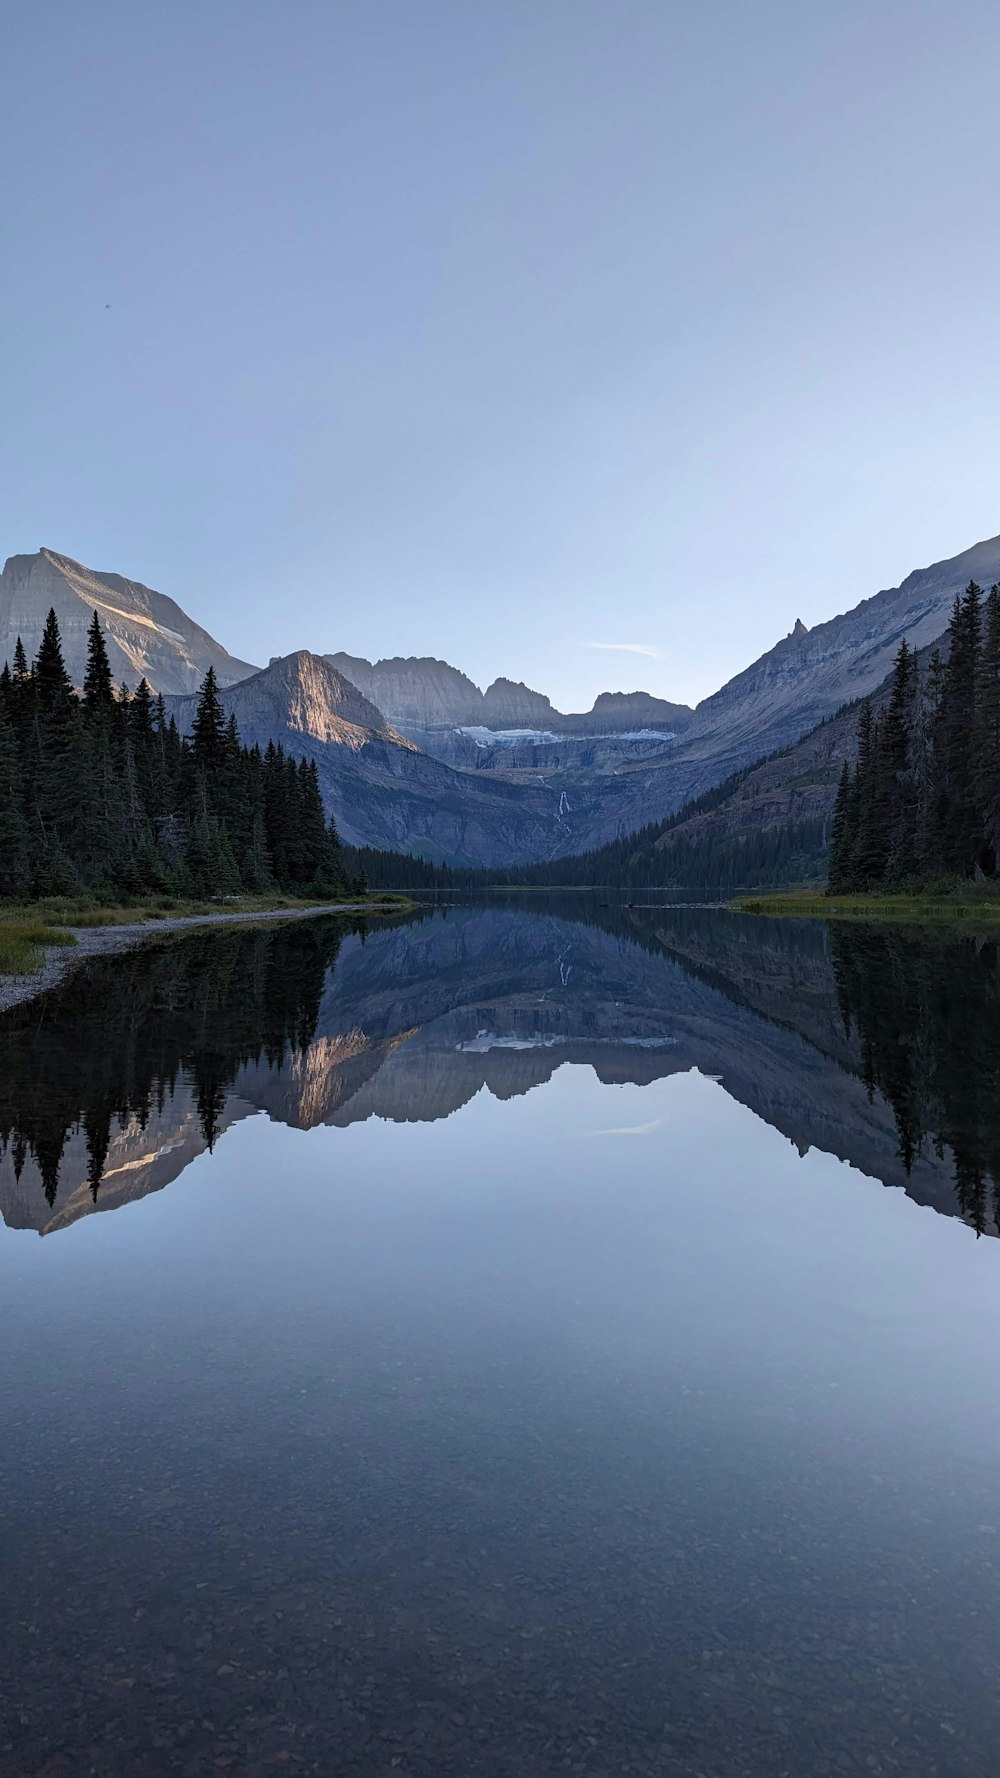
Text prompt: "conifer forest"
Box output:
[[0, 609, 356, 900], [829, 581, 1000, 892]]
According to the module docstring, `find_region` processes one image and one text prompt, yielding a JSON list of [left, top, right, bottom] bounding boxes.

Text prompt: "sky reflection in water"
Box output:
[[2, 902, 1000, 1778]]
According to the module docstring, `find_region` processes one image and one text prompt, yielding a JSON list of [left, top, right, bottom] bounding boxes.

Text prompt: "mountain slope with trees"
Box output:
[[830, 581, 1000, 890], [0, 610, 352, 900], [0, 549, 257, 694]]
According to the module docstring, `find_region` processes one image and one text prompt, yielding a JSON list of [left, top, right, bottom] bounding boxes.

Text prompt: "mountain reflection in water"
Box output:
[[2, 900, 999, 1238]]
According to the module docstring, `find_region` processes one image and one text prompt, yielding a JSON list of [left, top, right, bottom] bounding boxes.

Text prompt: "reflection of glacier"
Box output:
[[0, 904, 975, 1234]]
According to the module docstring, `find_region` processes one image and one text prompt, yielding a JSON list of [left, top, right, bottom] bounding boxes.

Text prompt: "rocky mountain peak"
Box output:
[[175, 650, 416, 754], [684, 530, 1000, 771], [325, 652, 485, 727], [481, 677, 555, 726], [0, 547, 257, 694]]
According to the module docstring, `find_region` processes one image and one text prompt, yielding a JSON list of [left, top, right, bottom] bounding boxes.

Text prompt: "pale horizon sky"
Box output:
[[5, 0, 1000, 710]]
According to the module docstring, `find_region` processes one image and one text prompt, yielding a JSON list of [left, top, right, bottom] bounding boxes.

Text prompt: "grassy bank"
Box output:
[[732, 888, 1000, 922], [0, 892, 413, 976]]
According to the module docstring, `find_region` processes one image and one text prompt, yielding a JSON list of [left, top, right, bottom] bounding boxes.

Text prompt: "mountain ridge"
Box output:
[[0, 548, 257, 694], [5, 529, 1000, 866], [167, 651, 601, 864], [324, 650, 693, 736]]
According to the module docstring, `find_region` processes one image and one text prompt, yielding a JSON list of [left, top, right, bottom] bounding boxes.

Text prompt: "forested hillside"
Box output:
[[0, 609, 355, 900], [830, 581, 1000, 890]]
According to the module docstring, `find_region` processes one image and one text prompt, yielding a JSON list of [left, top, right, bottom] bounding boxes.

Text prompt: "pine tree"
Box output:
[[850, 702, 883, 886], [938, 582, 983, 873], [27, 612, 82, 883], [828, 760, 854, 892], [977, 585, 1000, 871], [33, 608, 75, 714], [83, 610, 115, 715], [297, 757, 330, 886], [190, 666, 227, 784], [0, 702, 29, 897], [881, 639, 919, 883]]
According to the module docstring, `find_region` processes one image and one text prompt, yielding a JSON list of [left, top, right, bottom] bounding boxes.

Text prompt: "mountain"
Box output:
[[323, 653, 485, 728], [0, 548, 257, 693], [325, 651, 693, 734], [327, 532, 1000, 858], [324, 651, 693, 773], [167, 651, 601, 864], [525, 529, 1000, 855], [8, 529, 997, 868], [2, 903, 981, 1237], [654, 534, 1000, 784], [689, 533, 1000, 759], [171, 648, 415, 755]]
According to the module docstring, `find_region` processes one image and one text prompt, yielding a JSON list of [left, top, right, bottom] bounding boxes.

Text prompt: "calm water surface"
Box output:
[[2, 900, 1000, 1777]]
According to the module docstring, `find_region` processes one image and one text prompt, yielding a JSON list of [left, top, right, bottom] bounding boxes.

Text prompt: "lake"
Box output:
[[2, 899, 1000, 1777]]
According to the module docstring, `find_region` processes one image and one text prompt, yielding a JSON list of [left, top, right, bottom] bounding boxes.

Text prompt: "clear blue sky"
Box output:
[[5, 0, 1000, 710]]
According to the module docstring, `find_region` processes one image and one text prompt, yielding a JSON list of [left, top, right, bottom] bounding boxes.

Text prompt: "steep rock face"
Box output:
[[558, 532, 1000, 848], [642, 631, 946, 874], [584, 690, 691, 731], [687, 533, 1000, 762], [325, 651, 692, 740], [480, 677, 556, 727], [325, 653, 693, 788], [324, 653, 485, 728], [171, 650, 415, 755], [0, 549, 257, 693], [167, 651, 613, 865]]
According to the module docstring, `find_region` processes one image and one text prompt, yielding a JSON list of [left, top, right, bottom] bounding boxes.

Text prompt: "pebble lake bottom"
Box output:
[[1, 900, 999, 1777]]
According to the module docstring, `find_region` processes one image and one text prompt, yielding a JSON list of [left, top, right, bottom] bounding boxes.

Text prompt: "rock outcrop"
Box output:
[[167, 652, 612, 865], [684, 533, 1000, 768], [0, 548, 257, 693], [324, 651, 692, 740], [323, 654, 485, 729], [557, 530, 1000, 848]]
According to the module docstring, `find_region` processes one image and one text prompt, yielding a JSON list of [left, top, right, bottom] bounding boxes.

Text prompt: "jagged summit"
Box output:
[[681, 530, 1000, 774], [0, 547, 257, 694], [324, 650, 692, 736], [172, 650, 416, 754], [166, 650, 586, 862]]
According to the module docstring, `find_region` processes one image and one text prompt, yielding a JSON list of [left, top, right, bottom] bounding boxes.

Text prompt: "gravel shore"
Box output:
[[0, 901, 401, 1016]]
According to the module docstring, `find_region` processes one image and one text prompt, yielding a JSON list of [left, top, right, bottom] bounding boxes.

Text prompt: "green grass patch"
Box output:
[[732, 888, 1000, 923], [0, 920, 78, 975]]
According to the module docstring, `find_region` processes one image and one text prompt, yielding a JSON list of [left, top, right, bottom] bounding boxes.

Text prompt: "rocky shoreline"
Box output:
[[0, 901, 405, 1017]]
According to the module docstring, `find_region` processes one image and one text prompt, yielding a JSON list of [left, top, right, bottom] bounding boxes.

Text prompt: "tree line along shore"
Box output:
[[0, 608, 362, 905]]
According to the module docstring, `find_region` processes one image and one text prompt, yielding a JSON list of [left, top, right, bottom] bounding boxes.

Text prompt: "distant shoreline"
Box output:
[[732, 891, 1000, 923], [0, 899, 411, 1017]]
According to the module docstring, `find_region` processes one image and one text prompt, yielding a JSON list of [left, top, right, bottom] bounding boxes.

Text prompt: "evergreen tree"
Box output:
[[850, 701, 882, 886], [82, 610, 115, 715], [0, 617, 351, 904], [33, 608, 75, 714], [881, 639, 919, 883], [828, 760, 854, 892], [938, 582, 983, 873], [190, 666, 227, 785], [0, 702, 29, 897], [977, 585, 1000, 871]]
